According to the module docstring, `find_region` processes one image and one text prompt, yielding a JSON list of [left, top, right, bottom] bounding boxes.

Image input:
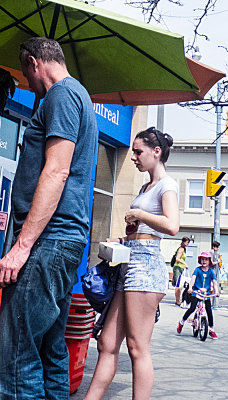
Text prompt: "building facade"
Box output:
[[164, 139, 228, 281]]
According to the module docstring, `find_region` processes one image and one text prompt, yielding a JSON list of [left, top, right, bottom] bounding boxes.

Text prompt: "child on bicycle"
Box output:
[[177, 251, 219, 339]]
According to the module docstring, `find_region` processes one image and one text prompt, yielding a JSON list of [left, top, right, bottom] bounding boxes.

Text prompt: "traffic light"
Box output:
[[206, 169, 226, 197]]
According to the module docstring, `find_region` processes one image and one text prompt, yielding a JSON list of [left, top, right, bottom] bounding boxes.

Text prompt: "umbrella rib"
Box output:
[[56, 15, 94, 42], [35, 0, 48, 37], [59, 34, 115, 45], [49, 4, 61, 39], [62, 6, 83, 83], [0, 4, 49, 36], [78, 11, 196, 90]]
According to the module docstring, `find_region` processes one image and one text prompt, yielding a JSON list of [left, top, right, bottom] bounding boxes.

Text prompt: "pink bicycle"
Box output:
[[188, 290, 216, 342]]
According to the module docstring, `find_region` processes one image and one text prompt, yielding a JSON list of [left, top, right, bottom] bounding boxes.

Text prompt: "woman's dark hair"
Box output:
[[181, 237, 190, 246], [135, 127, 173, 164], [212, 241, 220, 248]]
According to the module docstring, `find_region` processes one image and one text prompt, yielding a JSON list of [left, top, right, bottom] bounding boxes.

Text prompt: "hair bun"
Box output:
[[164, 133, 173, 147]]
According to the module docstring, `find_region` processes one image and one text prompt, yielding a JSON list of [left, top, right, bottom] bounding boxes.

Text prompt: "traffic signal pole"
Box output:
[[214, 82, 223, 243], [214, 82, 223, 306]]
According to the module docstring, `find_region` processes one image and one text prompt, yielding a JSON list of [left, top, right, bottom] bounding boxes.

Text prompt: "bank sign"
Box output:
[[93, 103, 133, 147]]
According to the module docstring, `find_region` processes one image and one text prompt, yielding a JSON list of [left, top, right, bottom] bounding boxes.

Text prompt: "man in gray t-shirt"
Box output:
[[210, 240, 221, 307], [210, 241, 220, 280], [0, 37, 97, 398]]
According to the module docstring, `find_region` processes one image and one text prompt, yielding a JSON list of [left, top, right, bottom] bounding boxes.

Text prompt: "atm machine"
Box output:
[[0, 167, 14, 257]]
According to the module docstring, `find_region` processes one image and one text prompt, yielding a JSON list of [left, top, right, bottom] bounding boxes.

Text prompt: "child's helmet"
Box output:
[[198, 251, 213, 267]]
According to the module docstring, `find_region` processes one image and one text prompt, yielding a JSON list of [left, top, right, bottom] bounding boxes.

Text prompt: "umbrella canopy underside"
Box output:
[[0, 0, 225, 105]]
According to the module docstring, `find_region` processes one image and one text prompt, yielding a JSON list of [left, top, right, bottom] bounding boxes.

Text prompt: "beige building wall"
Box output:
[[109, 117, 228, 281], [111, 106, 148, 238], [166, 140, 228, 235], [164, 140, 228, 281]]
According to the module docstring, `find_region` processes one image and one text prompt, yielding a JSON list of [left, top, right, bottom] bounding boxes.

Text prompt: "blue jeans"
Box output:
[[0, 239, 85, 400]]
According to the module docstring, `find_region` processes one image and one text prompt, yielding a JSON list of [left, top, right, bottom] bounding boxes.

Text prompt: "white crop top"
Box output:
[[130, 175, 178, 239]]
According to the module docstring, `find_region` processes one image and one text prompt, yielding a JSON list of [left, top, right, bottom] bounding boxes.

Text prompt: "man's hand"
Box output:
[[0, 242, 30, 288], [188, 288, 193, 294]]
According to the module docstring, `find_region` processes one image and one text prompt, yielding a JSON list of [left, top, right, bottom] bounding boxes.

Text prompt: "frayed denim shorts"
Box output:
[[116, 239, 169, 294]]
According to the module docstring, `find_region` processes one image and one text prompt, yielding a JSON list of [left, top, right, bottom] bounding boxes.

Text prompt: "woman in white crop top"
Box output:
[[84, 127, 179, 400]]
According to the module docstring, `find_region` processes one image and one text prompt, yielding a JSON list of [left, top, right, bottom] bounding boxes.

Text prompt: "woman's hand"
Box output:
[[125, 209, 141, 224]]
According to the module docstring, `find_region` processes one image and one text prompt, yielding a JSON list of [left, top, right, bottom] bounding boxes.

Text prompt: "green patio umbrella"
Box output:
[[0, 0, 224, 105]]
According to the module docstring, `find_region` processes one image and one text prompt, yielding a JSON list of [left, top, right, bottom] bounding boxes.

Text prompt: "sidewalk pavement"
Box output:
[[71, 288, 228, 400]]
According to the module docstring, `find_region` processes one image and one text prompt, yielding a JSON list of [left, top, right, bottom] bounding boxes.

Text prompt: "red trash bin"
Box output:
[[65, 293, 96, 394], [65, 335, 91, 394]]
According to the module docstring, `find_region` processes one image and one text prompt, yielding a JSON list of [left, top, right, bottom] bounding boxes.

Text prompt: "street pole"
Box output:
[[157, 104, 164, 132], [214, 82, 223, 306], [214, 82, 223, 243]]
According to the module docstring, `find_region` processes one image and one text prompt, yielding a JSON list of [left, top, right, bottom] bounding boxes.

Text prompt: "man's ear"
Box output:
[[27, 55, 37, 71]]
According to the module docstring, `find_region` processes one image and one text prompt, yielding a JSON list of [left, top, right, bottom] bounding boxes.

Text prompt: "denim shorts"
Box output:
[[116, 239, 169, 294]]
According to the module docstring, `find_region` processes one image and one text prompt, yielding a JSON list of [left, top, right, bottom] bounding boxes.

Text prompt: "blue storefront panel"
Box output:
[[94, 103, 132, 147]]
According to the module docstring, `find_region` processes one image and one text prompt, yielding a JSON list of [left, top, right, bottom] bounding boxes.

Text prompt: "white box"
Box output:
[[98, 242, 131, 263]]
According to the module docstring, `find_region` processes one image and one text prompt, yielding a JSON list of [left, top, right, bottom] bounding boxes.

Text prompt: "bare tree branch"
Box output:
[[185, 0, 217, 54], [125, 0, 182, 23], [218, 45, 228, 53], [123, 0, 219, 55]]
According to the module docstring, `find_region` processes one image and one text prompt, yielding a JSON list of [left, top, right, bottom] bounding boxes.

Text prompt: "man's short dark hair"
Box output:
[[212, 241, 220, 248], [20, 37, 66, 66]]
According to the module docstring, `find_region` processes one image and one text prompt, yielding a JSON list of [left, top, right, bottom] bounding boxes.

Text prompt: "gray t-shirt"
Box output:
[[210, 250, 219, 279], [12, 77, 97, 244]]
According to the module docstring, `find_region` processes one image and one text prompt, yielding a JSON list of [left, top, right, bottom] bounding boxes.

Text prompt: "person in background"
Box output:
[[177, 251, 219, 339], [172, 237, 190, 306], [84, 127, 179, 400], [0, 37, 97, 399], [210, 240, 221, 308]]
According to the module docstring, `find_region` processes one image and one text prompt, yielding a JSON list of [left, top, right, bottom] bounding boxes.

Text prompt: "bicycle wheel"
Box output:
[[199, 317, 208, 341], [192, 313, 199, 337]]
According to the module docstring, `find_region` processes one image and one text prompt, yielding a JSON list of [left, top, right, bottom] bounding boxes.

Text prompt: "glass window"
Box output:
[[0, 116, 19, 160], [89, 142, 116, 267], [189, 180, 204, 209], [89, 192, 113, 266], [95, 144, 115, 192], [225, 184, 228, 209]]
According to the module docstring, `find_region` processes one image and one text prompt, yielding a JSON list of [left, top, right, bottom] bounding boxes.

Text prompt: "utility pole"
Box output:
[[214, 82, 223, 243], [214, 82, 223, 307], [157, 104, 164, 131]]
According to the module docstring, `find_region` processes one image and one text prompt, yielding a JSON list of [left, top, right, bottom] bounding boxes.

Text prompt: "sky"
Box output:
[[89, 0, 228, 142]]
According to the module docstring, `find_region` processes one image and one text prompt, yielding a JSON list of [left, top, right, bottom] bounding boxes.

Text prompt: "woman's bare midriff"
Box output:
[[126, 232, 160, 241]]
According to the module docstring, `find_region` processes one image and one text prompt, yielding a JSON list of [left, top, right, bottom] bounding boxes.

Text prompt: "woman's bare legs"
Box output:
[[125, 291, 164, 400], [175, 287, 181, 305], [84, 291, 126, 400]]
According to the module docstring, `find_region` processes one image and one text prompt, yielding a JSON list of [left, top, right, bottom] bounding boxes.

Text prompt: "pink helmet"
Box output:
[[198, 251, 213, 267]]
